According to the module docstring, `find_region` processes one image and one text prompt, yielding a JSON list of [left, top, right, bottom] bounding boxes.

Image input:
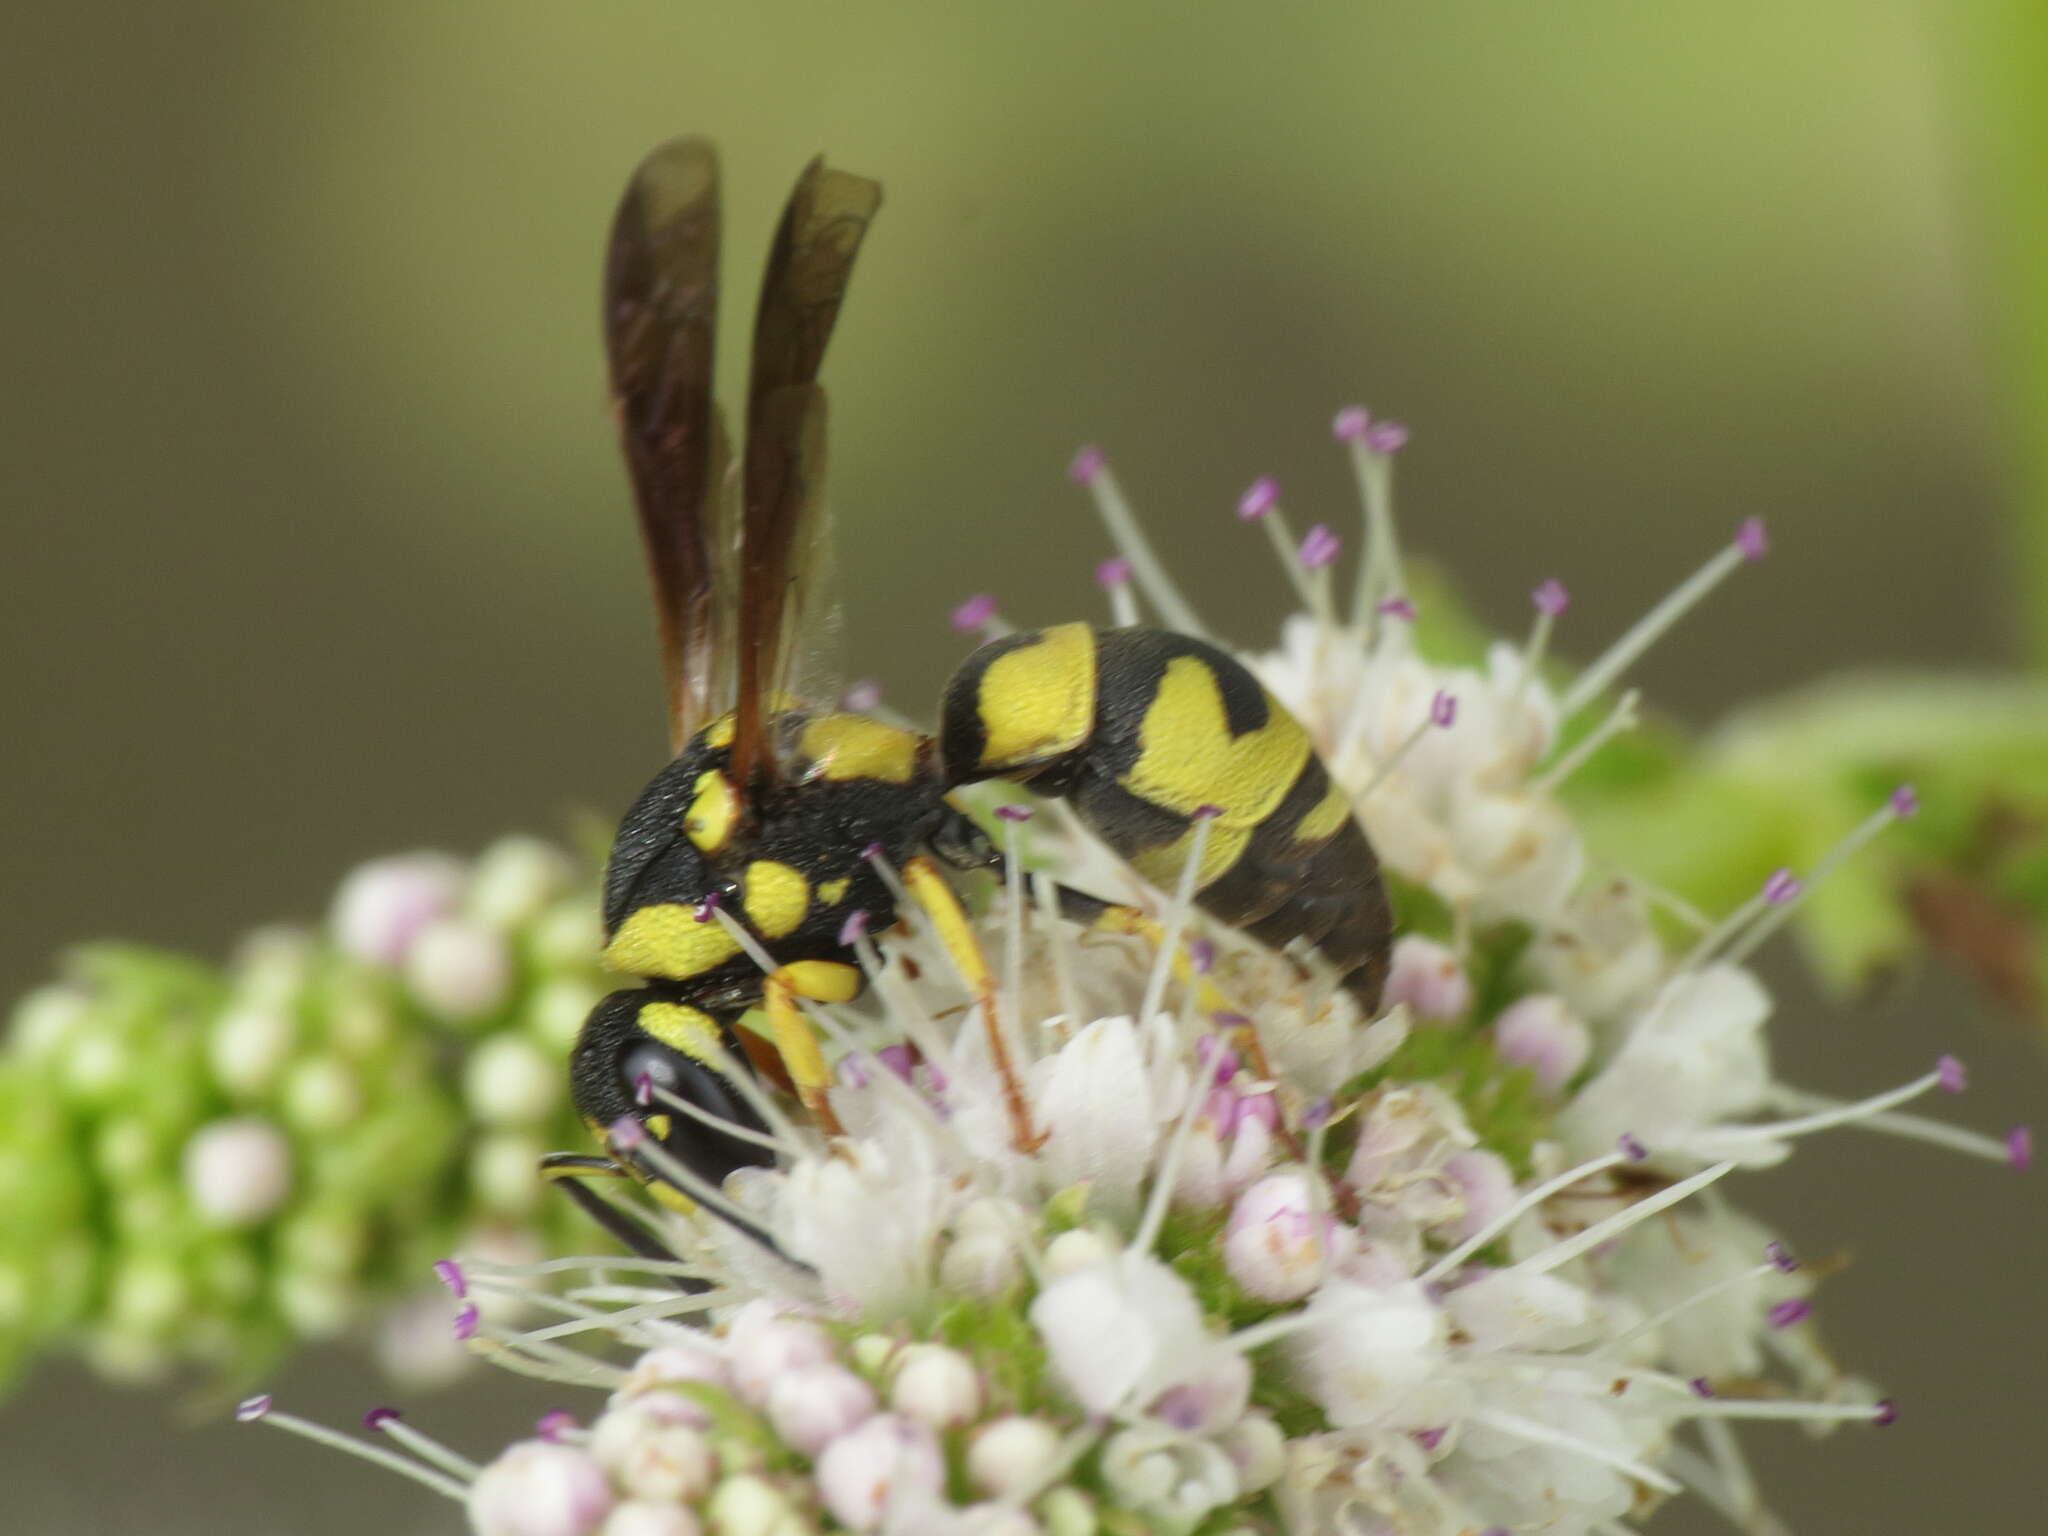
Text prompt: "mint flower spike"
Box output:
[[0, 834, 609, 1397], [245, 405, 2011, 1536]]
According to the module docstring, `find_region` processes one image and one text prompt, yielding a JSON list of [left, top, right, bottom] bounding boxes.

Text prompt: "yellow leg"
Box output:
[[902, 856, 1042, 1152], [763, 958, 862, 1138]]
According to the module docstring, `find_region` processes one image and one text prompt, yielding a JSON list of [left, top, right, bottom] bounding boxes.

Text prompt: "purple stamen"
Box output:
[[1734, 517, 1769, 562], [1618, 1132, 1648, 1162], [1430, 690, 1458, 729], [1767, 1298, 1812, 1329], [951, 593, 998, 632], [1298, 524, 1342, 571], [2009, 1126, 2034, 1171], [1532, 578, 1570, 617], [1069, 445, 1107, 485], [1762, 867, 1803, 906], [1873, 1398, 1898, 1427], [837, 910, 868, 947], [235, 1394, 273, 1423], [1689, 1377, 1715, 1399], [1936, 1054, 1967, 1094], [1188, 937, 1216, 974], [1095, 556, 1132, 589], [692, 891, 721, 923], [1331, 405, 1371, 442], [363, 1407, 402, 1432], [1766, 1240, 1799, 1275], [1376, 595, 1417, 622], [840, 680, 881, 713], [994, 804, 1033, 822], [1889, 783, 1920, 819], [1237, 477, 1281, 521], [608, 1116, 647, 1151], [431, 1258, 466, 1299], [1364, 420, 1409, 454], [536, 1410, 577, 1443], [453, 1303, 480, 1342], [633, 1073, 654, 1107]]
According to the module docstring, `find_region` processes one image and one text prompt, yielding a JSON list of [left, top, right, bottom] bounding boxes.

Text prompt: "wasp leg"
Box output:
[[901, 855, 1042, 1151], [760, 959, 862, 1138], [538, 1152, 709, 1290]]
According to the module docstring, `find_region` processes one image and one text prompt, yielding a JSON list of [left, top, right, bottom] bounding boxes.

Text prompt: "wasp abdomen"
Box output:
[[941, 624, 1390, 1009]]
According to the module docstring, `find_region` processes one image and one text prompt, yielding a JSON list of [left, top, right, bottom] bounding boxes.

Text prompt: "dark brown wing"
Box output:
[[729, 158, 882, 788], [604, 137, 728, 753]]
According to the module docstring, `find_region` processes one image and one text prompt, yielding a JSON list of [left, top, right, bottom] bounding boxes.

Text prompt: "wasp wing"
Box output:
[[729, 158, 881, 788], [604, 136, 732, 754]]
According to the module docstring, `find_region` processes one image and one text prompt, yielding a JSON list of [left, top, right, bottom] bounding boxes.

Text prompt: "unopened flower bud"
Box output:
[[601, 1503, 701, 1536], [207, 1003, 297, 1098], [1383, 935, 1472, 1021], [1042, 1228, 1117, 1278], [1443, 1150, 1516, 1241], [406, 917, 511, 1021], [620, 1341, 729, 1397], [466, 1035, 560, 1127], [1222, 1173, 1330, 1301], [182, 1118, 291, 1228], [468, 1441, 614, 1536], [1037, 1488, 1097, 1536], [611, 1421, 716, 1503], [332, 853, 464, 968], [816, 1414, 944, 1532], [966, 1415, 1062, 1500], [1492, 994, 1590, 1092], [889, 1343, 982, 1428], [768, 1364, 877, 1455], [705, 1475, 795, 1536], [468, 836, 573, 928], [726, 1303, 834, 1405], [1218, 1413, 1285, 1493], [940, 1227, 1023, 1296]]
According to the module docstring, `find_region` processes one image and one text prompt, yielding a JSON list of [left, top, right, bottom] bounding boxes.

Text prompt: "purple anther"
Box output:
[[1873, 1398, 1898, 1426], [1618, 1132, 1648, 1163], [1364, 421, 1409, 454], [1762, 868, 1803, 906], [1237, 477, 1281, 521], [1688, 1377, 1715, 1399], [431, 1258, 466, 1299], [1430, 690, 1458, 729], [1194, 803, 1224, 820], [634, 1073, 655, 1107], [1889, 783, 1920, 819], [1377, 595, 1417, 622], [1767, 1298, 1812, 1330], [1936, 1054, 1967, 1094], [692, 891, 722, 924], [1301, 1096, 1334, 1130], [1532, 578, 1570, 617], [608, 1115, 647, 1151], [1188, 937, 1216, 974], [877, 1043, 917, 1084], [1298, 524, 1341, 571], [535, 1410, 577, 1443], [951, 593, 998, 632], [453, 1302, 480, 1342], [1150, 1384, 1207, 1432], [1765, 1240, 1798, 1275], [1236, 1089, 1282, 1134], [1734, 517, 1769, 562], [1069, 446, 1107, 485], [837, 910, 869, 947], [861, 841, 886, 862], [1195, 1034, 1240, 1085], [1413, 1427, 1445, 1451], [363, 1407, 402, 1432], [1331, 405, 1371, 442], [235, 1394, 273, 1423], [840, 680, 882, 713], [2009, 1126, 2035, 1171], [1095, 556, 1132, 589], [995, 804, 1033, 822]]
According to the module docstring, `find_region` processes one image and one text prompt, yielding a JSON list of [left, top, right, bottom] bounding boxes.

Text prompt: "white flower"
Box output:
[[1286, 1280, 1457, 1432]]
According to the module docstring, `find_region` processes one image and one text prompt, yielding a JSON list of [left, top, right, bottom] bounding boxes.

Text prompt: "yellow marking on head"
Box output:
[[637, 1000, 725, 1062], [684, 771, 741, 853], [975, 623, 1097, 771], [1128, 818, 1254, 891], [604, 904, 741, 981], [1292, 778, 1355, 846], [704, 713, 737, 749], [798, 714, 921, 784], [645, 1113, 673, 1141], [817, 876, 851, 905], [743, 860, 811, 940], [1124, 657, 1310, 832]]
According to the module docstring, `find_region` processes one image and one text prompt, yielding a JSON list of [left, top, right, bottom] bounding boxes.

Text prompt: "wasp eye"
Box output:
[[621, 1042, 684, 1097]]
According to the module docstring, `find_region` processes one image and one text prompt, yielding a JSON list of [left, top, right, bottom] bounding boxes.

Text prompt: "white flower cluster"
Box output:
[[244, 412, 2025, 1536]]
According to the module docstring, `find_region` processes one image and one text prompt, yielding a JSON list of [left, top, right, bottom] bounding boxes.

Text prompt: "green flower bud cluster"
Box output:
[[0, 836, 605, 1400]]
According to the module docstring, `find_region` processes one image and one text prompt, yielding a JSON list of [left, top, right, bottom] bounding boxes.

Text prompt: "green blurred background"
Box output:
[[3, 2, 2042, 1531]]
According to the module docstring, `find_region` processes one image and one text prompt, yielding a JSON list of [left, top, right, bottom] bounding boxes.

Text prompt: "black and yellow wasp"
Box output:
[[542, 138, 1391, 1259]]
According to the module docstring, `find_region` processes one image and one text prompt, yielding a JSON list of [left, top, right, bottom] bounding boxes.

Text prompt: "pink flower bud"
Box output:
[[890, 1344, 983, 1429], [1492, 994, 1591, 1092], [1383, 935, 1472, 1021], [1223, 1173, 1331, 1301], [726, 1303, 835, 1406], [182, 1117, 292, 1226], [600, 1504, 701, 1536], [1444, 1150, 1517, 1241], [816, 1414, 945, 1532], [332, 852, 464, 968], [406, 917, 511, 1019], [468, 1441, 614, 1536], [768, 1363, 878, 1456]]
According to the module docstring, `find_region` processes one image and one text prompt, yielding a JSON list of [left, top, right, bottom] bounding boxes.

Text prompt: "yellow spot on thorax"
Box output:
[[816, 876, 851, 905], [637, 1000, 726, 1062], [605, 904, 741, 981], [742, 860, 811, 940], [684, 771, 741, 853], [975, 623, 1097, 771], [798, 714, 921, 783]]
